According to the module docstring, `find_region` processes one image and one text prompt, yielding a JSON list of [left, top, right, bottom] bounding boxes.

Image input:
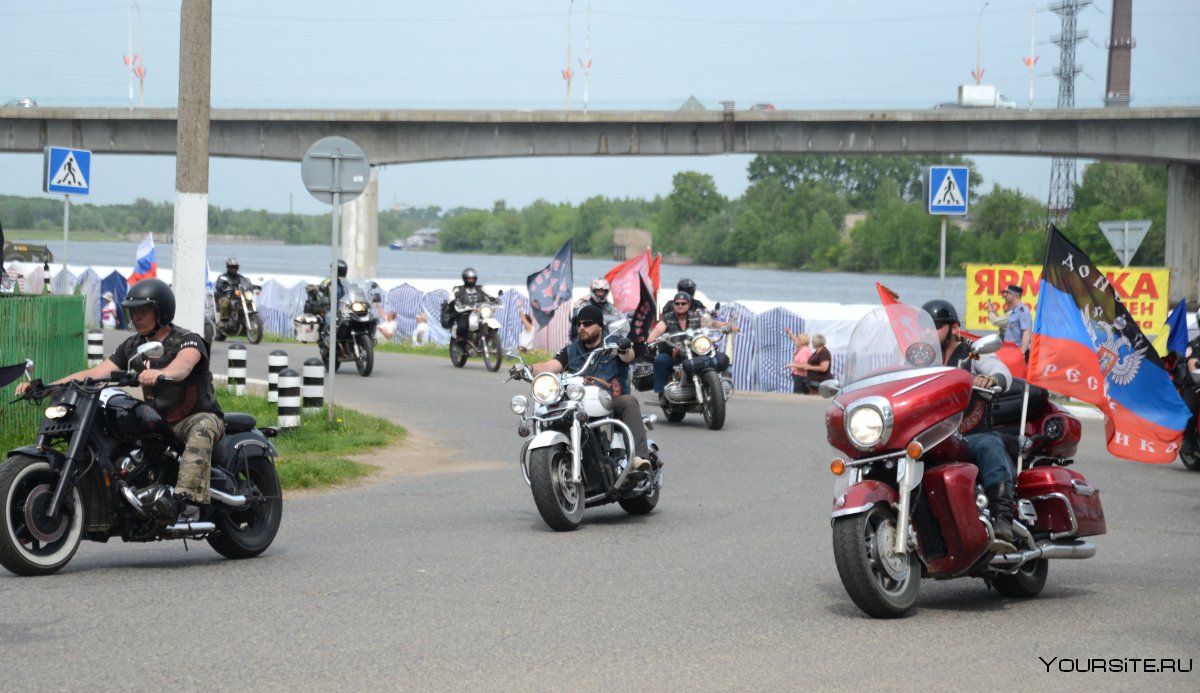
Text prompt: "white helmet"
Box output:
[[590, 278, 610, 303]]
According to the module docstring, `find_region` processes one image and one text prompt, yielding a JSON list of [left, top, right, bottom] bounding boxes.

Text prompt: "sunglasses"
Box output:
[[576, 319, 598, 328], [674, 301, 690, 306]]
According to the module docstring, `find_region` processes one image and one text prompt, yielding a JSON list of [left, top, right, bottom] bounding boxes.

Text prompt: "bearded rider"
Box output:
[[16, 279, 222, 521], [923, 299, 1016, 542], [528, 304, 654, 473]]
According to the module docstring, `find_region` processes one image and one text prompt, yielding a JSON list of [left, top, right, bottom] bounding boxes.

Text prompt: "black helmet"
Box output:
[[122, 278, 176, 328], [336, 260, 347, 278], [462, 268, 478, 286], [225, 257, 239, 273], [677, 278, 697, 297], [922, 299, 959, 327]]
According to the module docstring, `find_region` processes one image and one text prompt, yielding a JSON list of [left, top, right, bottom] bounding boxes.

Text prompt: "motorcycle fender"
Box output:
[[525, 430, 569, 455], [8, 445, 67, 468], [831, 479, 897, 519]]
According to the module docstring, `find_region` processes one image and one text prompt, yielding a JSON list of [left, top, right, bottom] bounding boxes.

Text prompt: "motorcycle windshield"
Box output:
[[842, 304, 942, 387]]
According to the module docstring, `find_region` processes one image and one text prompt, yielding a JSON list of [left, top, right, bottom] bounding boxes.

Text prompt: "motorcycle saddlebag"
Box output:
[[680, 353, 730, 378], [630, 361, 653, 392], [1017, 466, 1106, 538], [439, 300, 455, 329]]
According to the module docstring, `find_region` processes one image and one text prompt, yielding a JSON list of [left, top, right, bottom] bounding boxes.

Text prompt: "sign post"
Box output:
[[1098, 220, 1152, 267], [43, 147, 92, 291], [300, 136, 369, 422], [928, 166, 970, 299]]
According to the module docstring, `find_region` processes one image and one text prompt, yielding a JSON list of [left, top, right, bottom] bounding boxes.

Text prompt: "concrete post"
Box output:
[[86, 330, 104, 367], [267, 349, 288, 403], [226, 343, 246, 396], [1165, 163, 1200, 306], [276, 368, 301, 431], [342, 167, 379, 279]]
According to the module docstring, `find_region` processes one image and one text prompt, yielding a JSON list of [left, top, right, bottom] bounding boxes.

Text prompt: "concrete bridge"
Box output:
[[2, 106, 1198, 301]]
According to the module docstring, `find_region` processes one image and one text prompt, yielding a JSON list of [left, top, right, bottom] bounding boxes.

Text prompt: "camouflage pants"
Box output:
[[171, 412, 223, 504]]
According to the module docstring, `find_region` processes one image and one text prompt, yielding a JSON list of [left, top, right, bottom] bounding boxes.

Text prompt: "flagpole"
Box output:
[[1016, 381, 1031, 474]]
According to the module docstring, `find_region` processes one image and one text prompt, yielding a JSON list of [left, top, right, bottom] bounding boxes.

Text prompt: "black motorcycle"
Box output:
[[214, 279, 264, 344], [445, 292, 504, 372], [645, 310, 734, 430], [312, 282, 377, 377], [0, 343, 283, 576]]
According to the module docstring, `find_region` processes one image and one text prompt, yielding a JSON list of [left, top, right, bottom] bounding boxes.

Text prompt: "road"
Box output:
[[2, 335, 1198, 690]]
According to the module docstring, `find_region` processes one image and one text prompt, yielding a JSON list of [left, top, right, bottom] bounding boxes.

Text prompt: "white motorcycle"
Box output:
[[449, 293, 504, 372]]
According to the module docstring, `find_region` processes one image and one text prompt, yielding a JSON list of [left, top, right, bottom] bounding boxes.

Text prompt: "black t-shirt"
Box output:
[[111, 325, 222, 423]]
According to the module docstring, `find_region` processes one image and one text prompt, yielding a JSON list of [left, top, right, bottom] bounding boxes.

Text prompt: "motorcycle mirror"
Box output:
[[972, 334, 1002, 355], [505, 347, 521, 360], [818, 380, 841, 399], [606, 318, 630, 337], [23, 359, 34, 378], [137, 342, 165, 360]]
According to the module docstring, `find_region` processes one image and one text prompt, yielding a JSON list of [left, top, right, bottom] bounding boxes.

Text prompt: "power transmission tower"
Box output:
[[1046, 0, 1092, 226]]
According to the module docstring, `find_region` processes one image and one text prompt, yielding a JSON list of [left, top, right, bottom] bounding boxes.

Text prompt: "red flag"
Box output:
[[875, 282, 926, 352], [648, 253, 662, 295], [605, 249, 652, 313]]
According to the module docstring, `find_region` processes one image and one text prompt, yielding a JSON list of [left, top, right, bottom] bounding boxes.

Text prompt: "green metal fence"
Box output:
[[0, 295, 86, 436]]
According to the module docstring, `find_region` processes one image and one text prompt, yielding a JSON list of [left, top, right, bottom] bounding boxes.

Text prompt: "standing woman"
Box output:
[[806, 334, 833, 392], [784, 327, 812, 394]]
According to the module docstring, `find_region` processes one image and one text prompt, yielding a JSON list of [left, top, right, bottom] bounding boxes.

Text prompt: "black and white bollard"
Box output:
[[86, 330, 104, 367], [227, 343, 247, 396], [267, 350, 288, 404], [302, 357, 324, 415], [277, 368, 301, 431]]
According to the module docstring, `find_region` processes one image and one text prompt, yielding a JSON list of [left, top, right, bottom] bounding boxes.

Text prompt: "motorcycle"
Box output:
[[0, 343, 283, 576], [504, 324, 663, 531], [1176, 369, 1200, 471], [646, 309, 734, 430], [448, 292, 504, 372], [314, 282, 377, 377], [822, 304, 1104, 618], [214, 280, 264, 344]]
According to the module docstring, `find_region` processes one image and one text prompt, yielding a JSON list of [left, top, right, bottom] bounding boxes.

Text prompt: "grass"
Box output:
[[0, 389, 405, 492]]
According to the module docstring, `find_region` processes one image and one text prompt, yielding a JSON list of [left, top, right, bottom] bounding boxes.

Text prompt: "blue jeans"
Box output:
[[964, 432, 1013, 488], [653, 352, 676, 393]]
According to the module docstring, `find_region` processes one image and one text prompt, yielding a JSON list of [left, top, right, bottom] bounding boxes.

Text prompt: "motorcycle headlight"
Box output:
[[45, 404, 71, 419], [565, 383, 585, 401], [531, 373, 563, 405], [479, 305, 494, 319], [351, 301, 368, 313], [845, 397, 893, 450], [692, 335, 713, 355], [510, 395, 529, 415]]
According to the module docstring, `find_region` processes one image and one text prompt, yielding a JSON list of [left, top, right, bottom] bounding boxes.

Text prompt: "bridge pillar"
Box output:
[[341, 167, 379, 280], [1165, 163, 1200, 306]]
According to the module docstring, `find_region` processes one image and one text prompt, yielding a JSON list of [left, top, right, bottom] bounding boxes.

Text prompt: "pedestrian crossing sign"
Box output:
[[928, 166, 968, 215], [44, 146, 92, 195]]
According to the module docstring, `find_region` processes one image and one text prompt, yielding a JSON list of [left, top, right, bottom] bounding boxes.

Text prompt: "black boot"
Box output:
[[985, 482, 1016, 542]]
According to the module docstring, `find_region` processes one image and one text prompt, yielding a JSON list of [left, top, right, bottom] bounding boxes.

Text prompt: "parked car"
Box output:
[[749, 103, 776, 111], [2, 98, 37, 108]]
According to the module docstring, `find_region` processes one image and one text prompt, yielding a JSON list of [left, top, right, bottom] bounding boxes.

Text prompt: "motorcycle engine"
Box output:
[[664, 381, 696, 404]]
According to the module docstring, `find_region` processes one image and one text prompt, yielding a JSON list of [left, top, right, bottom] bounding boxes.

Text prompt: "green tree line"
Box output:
[[1, 156, 1168, 274]]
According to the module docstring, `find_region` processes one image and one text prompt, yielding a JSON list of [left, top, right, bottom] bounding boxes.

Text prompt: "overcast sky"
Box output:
[[1, 0, 1197, 217]]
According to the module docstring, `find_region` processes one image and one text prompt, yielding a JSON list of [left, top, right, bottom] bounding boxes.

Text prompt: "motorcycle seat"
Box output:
[[990, 379, 1050, 427], [223, 412, 257, 433]]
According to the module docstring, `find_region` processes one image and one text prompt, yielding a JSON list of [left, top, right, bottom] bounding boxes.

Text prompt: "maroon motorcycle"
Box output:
[[822, 305, 1105, 618]]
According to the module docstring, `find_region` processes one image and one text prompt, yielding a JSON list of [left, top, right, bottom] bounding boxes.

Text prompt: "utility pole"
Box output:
[[1046, 0, 1091, 227], [563, 0, 575, 111], [1024, 1, 1039, 110], [973, 1, 990, 85]]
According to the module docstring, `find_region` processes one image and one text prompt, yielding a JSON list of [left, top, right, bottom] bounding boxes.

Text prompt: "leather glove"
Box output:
[[617, 338, 632, 354]]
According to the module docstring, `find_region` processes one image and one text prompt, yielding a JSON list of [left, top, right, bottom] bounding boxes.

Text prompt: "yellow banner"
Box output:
[[964, 264, 1172, 344]]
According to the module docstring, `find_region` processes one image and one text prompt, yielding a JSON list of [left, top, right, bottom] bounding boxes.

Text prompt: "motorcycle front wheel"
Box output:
[[246, 313, 264, 345], [208, 456, 283, 559], [483, 331, 503, 372], [832, 504, 921, 618], [449, 340, 468, 368], [355, 333, 374, 377], [701, 370, 726, 431], [0, 456, 84, 576], [528, 444, 584, 531]]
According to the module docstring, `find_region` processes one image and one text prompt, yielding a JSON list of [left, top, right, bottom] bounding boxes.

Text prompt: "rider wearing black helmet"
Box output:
[[16, 278, 222, 520], [661, 277, 708, 319], [215, 257, 250, 322], [921, 298, 1016, 542], [451, 267, 495, 350]]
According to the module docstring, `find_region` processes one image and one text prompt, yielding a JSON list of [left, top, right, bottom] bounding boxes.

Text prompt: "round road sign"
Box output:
[[300, 136, 370, 206]]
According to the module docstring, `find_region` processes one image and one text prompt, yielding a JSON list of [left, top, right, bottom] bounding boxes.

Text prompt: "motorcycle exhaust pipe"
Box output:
[[210, 488, 248, 508], [165, 520, 216, 534], [990, 541, 1097, 568]]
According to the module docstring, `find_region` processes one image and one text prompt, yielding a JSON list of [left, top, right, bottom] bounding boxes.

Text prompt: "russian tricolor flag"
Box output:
[[128, 233, 157, 286], [1028, 226, 1189, 463]]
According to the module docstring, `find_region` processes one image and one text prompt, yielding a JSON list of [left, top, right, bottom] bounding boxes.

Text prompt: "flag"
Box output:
[[128, 233, 157, 286], [0, 359, 30, 389], [606, 249, 654, 313], [1028, 225, 1189, 463], [1151, 299, 1188, 359], [647, 253, 662, 295], [526, 239, 574, 328], [629, 274, 659, 360], [875, 281, 939, 355]]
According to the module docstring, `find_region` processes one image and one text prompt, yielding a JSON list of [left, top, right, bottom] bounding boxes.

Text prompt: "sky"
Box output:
[[1, 0, 1198, 217]]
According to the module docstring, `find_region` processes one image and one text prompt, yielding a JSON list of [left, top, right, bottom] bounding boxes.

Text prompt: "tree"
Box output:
[[747, 154, 981, 209]]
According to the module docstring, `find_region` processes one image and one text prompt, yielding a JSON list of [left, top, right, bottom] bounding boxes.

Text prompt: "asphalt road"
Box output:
[[2, 335, 1198, 690]]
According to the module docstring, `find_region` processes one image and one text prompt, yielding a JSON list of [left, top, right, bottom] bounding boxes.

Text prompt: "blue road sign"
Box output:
[[928, 165, 969, 215], [44, 146, 92, 195]]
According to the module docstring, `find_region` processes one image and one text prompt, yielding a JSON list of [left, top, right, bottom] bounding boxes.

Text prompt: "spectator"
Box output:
[[519, 309, 536, 353], [805, 333, 833, 392], [377, 310, 399, 342], [412, 311, 429, 345], [784, 327, 812, 394], [100, 291, 118, 328]]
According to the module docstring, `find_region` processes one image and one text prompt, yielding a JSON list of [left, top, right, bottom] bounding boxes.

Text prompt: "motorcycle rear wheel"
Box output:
[[701, 370, 726, 431], [246, 314, 264, 345], [528, 445, 584, 531], [991, 558, 1048, 598], [208, 456, 283, 559], [483, 331, 503, 372], [832, 504, 921, 618], [355, 333, 374, 377], [0, 456, 84, 576], [449, 340, 468, 368]]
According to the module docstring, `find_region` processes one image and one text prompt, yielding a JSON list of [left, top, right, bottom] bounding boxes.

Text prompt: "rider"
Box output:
[[1179, 309, 1200, 447], [661, 278, 708, 319], [923, 299, 1016, 542], [648, 290, 737, 404], [528, 304, 653, 473], [315, 260, 349, 334], [569, 278, 622, 339], [452, 268, 495, 352], [214, 257, 251, 322], [16, 279, 223, 520]]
